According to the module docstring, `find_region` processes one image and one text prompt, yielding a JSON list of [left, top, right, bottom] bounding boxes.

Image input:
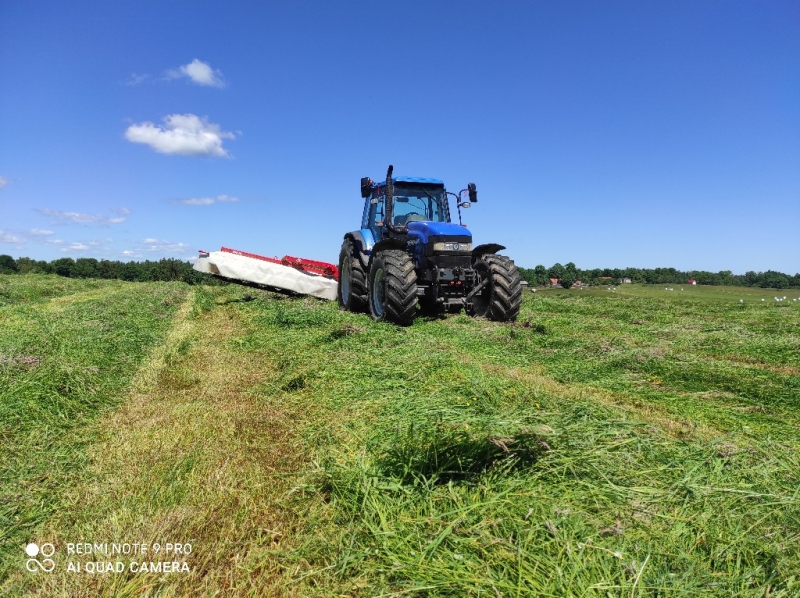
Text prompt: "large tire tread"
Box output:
[[471, 254, 523, 322], [369, 250, 417, 326], [338, 239, 368, 312]]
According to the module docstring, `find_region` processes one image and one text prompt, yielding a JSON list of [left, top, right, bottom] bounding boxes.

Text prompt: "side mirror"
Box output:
[[459, 202, 471, 209], [360, 177, 373, 198], [468, 182, 477, 203]]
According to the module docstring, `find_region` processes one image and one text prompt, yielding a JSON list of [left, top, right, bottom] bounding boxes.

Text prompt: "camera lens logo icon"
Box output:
[[25, 543, 55, 573]]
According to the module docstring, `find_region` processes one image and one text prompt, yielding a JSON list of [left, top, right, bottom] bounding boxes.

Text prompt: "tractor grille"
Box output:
[[429, 254, 472, 269]]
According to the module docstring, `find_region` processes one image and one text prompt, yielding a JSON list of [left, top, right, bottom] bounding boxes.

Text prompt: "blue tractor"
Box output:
[[338, 165, 523, 325]]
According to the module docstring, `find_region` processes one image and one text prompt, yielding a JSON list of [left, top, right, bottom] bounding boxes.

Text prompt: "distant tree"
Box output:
[[118, 262, 139, 281], [548, 263, 565, 282], [51, 257, 75, 277], [623, 267, 643, 283], [583, 268, 602, 285], [15, 257, 41, 274], [97, 260, 120, 279], [139, 260, 158, 282], [154, 258, 186, 281], [517, 267, 536, 286], [515, 265, 798, 290], [653, 267, 681, 284], [560, 272, 576, 289], [73, 258, 99, 278], [717, 270, 735, 286], [760, 271, 789, 289], [533, 265, 549, 286], [0, 254, 18, 274]]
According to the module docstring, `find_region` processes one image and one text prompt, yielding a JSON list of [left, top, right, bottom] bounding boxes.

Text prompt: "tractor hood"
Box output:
[[407, 221, 472, 244]]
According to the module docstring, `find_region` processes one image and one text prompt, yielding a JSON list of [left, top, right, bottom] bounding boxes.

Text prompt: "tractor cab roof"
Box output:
[[372, 176, 444, 189]]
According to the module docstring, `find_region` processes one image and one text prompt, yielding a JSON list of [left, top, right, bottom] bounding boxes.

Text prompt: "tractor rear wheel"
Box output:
[[337, 239, 367, 312], [368, 250, 417, 326], [469, 255, 523, 321]]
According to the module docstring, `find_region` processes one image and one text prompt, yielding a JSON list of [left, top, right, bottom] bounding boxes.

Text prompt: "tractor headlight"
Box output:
[[433, 242, 472, 252]]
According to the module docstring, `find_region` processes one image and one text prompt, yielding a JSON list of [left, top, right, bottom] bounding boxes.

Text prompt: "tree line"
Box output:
[[517, 263, 800, 289], [0, 255, 222, 285], [0, 254, 798, 289]]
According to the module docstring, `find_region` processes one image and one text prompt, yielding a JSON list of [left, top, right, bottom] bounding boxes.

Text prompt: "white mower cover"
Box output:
[[194, 251, 338, 301]]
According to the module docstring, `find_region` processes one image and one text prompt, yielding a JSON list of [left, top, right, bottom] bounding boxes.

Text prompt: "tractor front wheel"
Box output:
[[337, 239, 367, 312], [469, 255, 523, 321], [368, 250, 417, 326]]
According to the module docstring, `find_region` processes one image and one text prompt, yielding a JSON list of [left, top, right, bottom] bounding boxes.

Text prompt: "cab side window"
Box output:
[[367, 194, 384, 239]]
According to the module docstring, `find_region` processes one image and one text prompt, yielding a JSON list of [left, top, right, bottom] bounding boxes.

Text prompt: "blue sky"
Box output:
[[1, 1, 798, 274]]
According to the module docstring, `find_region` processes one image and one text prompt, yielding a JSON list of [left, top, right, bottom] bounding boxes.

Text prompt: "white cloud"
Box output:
[[39, 209, 128, 225], [30, 228, 54, 236], [61, 242, 89, 252], [125, 114, 235, 157], [125, 73, 151, 86], [0, 230, 22, 243], [167, 59, 225, 88], [46, 239, 65, 245], [180, 194, 240, 206], [0, 177, 7, 189], [140, 238, 192, 254]]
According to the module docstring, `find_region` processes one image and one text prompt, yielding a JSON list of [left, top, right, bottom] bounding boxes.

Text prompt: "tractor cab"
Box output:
[[361, 177, 450, 241]]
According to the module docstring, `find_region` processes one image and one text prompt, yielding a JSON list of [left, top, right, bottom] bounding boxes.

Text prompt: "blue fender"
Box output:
[[344, 229, 375, 268]]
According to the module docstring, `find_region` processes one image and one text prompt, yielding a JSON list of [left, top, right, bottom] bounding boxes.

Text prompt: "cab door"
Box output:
[[362, 187, 385, 242]]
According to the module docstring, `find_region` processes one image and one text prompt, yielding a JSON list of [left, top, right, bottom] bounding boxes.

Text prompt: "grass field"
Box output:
[[1, 275, 798, 596]]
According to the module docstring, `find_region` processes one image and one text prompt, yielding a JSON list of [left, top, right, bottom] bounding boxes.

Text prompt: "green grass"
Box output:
[[2, 277, 799, 596], [0, 273, 121, 306], [543, 282, 800, 304], [231, 288, 800, 596], [0, 275, 189, 583]]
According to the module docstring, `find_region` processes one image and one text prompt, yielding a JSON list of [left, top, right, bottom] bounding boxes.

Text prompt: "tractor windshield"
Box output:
[[391, 185, 449, 226]]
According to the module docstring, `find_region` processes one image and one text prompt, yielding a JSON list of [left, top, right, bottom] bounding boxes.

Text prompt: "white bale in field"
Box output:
[[194, 251, 338, 301]]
